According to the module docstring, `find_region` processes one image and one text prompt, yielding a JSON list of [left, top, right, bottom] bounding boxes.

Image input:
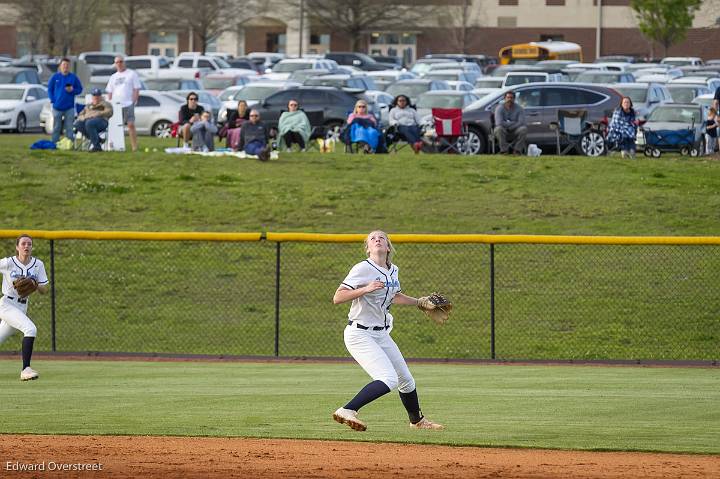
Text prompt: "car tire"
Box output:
[[651, 148, 662, 158], [152, 120, 172, 138], [463, 127, 486, 155], [689, 139, 703, 157], [580, 131, 605, 157], [15, 113, 26, 134]]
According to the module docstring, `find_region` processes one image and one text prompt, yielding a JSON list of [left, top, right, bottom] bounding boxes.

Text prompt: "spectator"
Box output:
[[706, 107, 718, 156], [388, 94, 424, 154], [346, 99, 385, 153], [493, 90, 527, 155], [74, 88, 113, 152], [224, 100, 250, 150], [106, 56, 142, 152], [179, 92, 204, 149], [278, 99, 311, 151], [190, 111, 218, 152], [47, 58, 83, 144], [238, 109, 270, 161], [607, 96, 638, 159]]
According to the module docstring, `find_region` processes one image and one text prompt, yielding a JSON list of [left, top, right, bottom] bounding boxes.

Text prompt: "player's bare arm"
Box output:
[[392, 293, 419, 306], [333, 281, 384, 304], [36, 283, 49, 295]]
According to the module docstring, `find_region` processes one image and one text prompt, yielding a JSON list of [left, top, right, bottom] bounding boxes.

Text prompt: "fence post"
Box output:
[[50, 239, 56, 352], [490, 243, 496, 360], [274, 242, 281, 357]]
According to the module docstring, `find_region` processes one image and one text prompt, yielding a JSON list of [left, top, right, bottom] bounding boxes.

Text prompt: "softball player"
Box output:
[[332, 230, 443, 431], [0, 234, 49, 381]]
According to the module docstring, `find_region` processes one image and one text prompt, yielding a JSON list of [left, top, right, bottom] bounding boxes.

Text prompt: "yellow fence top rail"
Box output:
[[2, 231, 720, 246]]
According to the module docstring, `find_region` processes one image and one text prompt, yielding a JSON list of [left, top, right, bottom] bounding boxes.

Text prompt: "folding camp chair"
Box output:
[[549, 109, 588, 155], [432, 108, 469, 154]]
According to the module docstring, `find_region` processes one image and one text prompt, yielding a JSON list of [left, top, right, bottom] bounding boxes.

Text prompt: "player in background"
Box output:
[[332, 230, 443, 431], [0, 235, 49, 380]]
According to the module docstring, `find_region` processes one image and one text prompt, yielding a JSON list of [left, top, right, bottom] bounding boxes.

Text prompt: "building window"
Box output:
[[101, 32, 125, 53], [148, 32, 177, 57], [498, 0, 518, 5], [546, 0, 565, 5], [497, 17, 517, 27]]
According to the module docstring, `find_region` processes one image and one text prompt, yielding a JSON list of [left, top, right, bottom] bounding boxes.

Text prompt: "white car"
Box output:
[[217, 81, 300, 123], [669, 76, 720, 93], [0, 84, 48, 133], [261, 58, 338, 81], [661, 57, 704, 67]]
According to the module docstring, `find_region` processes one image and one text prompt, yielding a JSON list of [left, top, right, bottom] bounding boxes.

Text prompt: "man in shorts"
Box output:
[[106, 56, 142, 152]]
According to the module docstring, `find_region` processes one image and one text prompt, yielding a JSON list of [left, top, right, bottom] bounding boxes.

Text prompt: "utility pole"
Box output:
[[298, 0, 304, 57]]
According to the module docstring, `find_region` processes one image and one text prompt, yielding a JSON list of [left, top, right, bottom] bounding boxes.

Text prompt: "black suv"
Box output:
[[254, 86, 365, 130], [324, 52, 398, 71], [462, 83, 622, 155]]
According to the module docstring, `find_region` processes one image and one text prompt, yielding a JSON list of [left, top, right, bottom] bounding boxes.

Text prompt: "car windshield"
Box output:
[[385, 83, 431, 98], [425, 73, 459, 81], [410, 63, 434, 75], [232, 85, 282, 101], [667, 87, 701, 103], [577, 73, 619, 83], [273, 62, 313, 73], [613, 87, 647, 103], [0, 88, 23, 100], [504, 75, 546, 86], [215, 58, 231, 68], [475, 79, 503, 88], [203, 77, 237, 89], [144, 80, 181, 91], [417, 94, 465, 109], [647, 106, 701, 123]]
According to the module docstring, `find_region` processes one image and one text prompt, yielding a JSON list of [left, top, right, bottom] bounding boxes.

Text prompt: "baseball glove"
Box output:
[[417, 292, 453, 325], [13, 277, 38, 297]]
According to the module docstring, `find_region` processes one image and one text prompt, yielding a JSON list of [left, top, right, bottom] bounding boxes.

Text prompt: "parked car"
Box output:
[[422, 69, 476, 84], [201, 72, 256, 95], [253, 86, 369, 130], [414, 90, 480, 124], [634, 73, 677, 84], [691, 92, 715, 112], [247, 52, 286, 73], [592, 62, 632, 72], [461, 83, 622, 155], [362, 90, 395, 125], [365, 70, 416, 91], [173, 54, 255, 79], [669, 76, 720, 93], [661, 57, 704, 67], [78, 52, 118, 66], [426, 61, 482, 83], [9, 59, 55, 82], [475, 77, 505, 89], [574, 71, 636, 84], [289, 68, 334, 82], [594, 55, 637, 64], [636, 103, 705, 155], [124, 55, 172, 73], [666, 84, 711, 103], [445, 80, 476, 92], [502, 71, 564, 88], [0, 67, 41, 84], [370, 55, 404, 69], [302, 74, 376, 92], [217, 81, 300, 123], [410, 58, 458, 77], [226, 57, 264, 73], [633, 67, 683, 79], [385, 79, 450, 104], [143, 78, 203, 92], [611, 82, 672, 120], [324, 52, 397, 71], [262, 58, 338, 81], [0, 84, 47, 133]]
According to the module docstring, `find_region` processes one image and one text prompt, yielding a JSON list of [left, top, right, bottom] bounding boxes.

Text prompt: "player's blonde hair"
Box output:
[[364, 230, 395, 268]]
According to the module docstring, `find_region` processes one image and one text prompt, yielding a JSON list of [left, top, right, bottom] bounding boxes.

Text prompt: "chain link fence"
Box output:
[[0, 235, 718, 361]]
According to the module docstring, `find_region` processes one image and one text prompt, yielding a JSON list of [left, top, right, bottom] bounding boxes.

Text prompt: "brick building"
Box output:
[[0, 0, 718, 62]]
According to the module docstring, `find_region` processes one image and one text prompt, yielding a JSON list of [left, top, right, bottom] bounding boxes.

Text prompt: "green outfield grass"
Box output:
[[0, 359, 718, 454]]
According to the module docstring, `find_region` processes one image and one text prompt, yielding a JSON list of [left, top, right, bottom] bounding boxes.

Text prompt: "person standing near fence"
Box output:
[[331, 230, 443, 431], [0, 235, 49, 381]]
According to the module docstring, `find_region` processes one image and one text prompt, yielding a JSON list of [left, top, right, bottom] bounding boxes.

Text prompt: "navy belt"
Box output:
[[348, 320, 388, 331], [5, 296, 27, 304]]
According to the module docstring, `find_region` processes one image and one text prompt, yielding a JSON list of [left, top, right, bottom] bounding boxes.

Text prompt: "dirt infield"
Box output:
[[2, 435, 719, 479]]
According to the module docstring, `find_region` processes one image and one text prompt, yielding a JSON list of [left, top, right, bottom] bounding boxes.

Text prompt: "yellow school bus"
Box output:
[[499, 41, 583, 65]]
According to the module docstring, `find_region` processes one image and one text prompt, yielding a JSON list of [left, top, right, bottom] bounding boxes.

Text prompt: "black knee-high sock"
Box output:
[[399, 389, 423, 424], [344, 380, 391, 411], [22, 336, 34, 369]]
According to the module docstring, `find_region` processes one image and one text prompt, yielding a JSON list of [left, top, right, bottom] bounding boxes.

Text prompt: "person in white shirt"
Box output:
[[106, 56, 142, 152], [331, 230, 444, 432]]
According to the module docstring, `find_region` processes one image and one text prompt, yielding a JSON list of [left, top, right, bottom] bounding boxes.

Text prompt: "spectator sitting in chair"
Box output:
[[179, 92, 204, 148], [278, 99, 311, 151], [225, 99, 250, 150], [238, 109, 271, 161], [388, 94, 425, 154], [191, 111, 218, 152], [346, 100, 386, 153], [74, 88, 113, 152], [493, 90, 527, 155]]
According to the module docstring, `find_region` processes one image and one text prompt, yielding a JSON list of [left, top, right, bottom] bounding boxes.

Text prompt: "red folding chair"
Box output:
[[432, 108, 469, 154]]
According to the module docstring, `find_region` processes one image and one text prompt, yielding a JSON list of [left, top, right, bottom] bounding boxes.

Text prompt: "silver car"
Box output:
[[0, 84, 48, 132]]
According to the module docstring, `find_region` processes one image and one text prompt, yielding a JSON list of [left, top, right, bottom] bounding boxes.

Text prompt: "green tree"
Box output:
[[630, 0, 702, 57]]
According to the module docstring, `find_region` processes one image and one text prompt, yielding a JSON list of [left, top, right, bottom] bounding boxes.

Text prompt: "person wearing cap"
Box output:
[[74, 89, 113, 152]]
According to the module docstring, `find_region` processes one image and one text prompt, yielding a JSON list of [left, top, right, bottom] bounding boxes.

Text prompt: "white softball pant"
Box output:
[[0, 300, 37, 344], [344, 325, 415, 393]]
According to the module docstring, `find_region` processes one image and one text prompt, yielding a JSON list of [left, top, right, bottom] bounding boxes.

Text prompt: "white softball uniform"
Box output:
[[340, 259, 415, 393], [0, 256, 48, 342]]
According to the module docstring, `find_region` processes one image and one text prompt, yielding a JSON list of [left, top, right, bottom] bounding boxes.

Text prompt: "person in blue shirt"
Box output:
[[47, 58, 83, 143]]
